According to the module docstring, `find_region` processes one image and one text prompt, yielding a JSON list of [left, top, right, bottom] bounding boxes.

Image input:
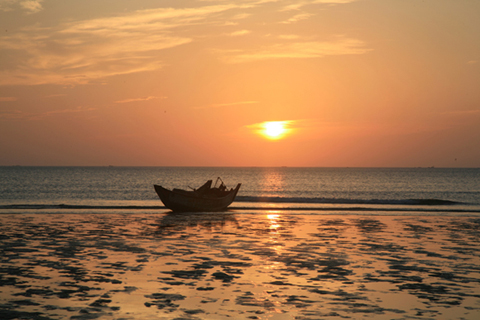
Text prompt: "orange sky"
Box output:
[[1, 0, 479, 167]]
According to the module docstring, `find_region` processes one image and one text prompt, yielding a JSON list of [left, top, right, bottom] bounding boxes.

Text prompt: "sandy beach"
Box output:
[[1, 212, 480, 319]]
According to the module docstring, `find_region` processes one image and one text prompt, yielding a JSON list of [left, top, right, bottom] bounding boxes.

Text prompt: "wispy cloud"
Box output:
[[0, 106, 95, 120], [231, 13, 251, 20], [44, 106, 96, 115], [0, 0, 15, 12], [0, 110, 27, 120], [282, 13, 314, 24], [222, 37, 371, 63], [0, 0, 363, 86], [228, 30, 251, 36], [195, 100, 259, 109], [20, 0, 43, 13], [0, 4, 242, 86], [281, 0, 357, 11], [115, 96, 164, 104], [0, 0, 43, 13], [213, 101, 259, 107], [44, 94, 67, 98], [246, 119, 296, 129], [278, 34, 301, 40], [0, 97, 17, 102]]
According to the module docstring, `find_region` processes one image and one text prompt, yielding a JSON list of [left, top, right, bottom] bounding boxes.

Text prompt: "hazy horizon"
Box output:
[[1, 165, 478, 169]]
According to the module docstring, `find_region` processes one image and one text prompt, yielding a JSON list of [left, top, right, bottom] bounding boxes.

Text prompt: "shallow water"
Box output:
[[1, 167, 480, 215], [1, 212, 480, 319]]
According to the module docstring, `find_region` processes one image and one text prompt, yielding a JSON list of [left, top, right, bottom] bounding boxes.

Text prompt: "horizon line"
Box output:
[[1, 165, 478, 169]]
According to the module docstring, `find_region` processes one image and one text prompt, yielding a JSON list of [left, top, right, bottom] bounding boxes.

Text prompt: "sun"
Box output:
[[262, 121, 289, 140], [247, 120, 294, 140]]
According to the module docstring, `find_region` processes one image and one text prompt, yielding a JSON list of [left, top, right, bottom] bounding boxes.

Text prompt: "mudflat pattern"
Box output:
[[1, 213, 480, 319]]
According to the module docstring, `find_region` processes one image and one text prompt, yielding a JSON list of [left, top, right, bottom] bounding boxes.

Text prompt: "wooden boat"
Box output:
[[154, 178, 241, 212]]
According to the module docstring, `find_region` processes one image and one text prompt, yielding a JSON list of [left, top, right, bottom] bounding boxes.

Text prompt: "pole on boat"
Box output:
[[214, 177, 225, 188]]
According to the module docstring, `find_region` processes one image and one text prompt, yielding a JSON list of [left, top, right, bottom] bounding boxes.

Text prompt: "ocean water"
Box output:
[[1, 166, 479, 215]]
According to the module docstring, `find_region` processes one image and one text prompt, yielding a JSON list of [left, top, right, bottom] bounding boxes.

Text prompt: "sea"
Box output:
[[1, 166, 479, 215]]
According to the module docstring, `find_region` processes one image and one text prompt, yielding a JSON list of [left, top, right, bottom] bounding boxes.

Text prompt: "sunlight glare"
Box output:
[[267, 213, 281, 231], [262, 121, 289, 140]]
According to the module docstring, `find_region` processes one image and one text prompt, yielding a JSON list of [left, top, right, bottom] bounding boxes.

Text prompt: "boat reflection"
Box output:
[[152, 212, 239, 236]]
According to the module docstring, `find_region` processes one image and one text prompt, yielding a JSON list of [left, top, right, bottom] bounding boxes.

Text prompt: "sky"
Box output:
[[0, 0, 479, 167]]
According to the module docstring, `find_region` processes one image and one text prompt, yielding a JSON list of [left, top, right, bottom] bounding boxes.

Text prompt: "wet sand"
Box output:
[[1, 212, 480, 319]]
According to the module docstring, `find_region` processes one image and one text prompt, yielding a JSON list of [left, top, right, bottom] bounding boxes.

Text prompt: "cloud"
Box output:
[[278, 34, 301, 40], [0, 106, 95, 121], [228, 30, 251, 36], [194, 100, 259, 109], [222, 37, 371, 63], [0, 0, 16, 12], [44, 94, 67, 98], [0, 97, 17, 102], [0, 1, 364, 86], [281, 0, 357, 11], [20, 0, 43, 13], [247, 119, 295, 129], [213, 100, 259, 107], [279, 0, 358, 23], [231, 13, 251, 20], [43, 106, 96, 115], [115, 96, 164, 104], [0, 0, 43, 13], [0, 110, 27, 120], [0, 4, 242, 86], [282, 13, 314, 24]]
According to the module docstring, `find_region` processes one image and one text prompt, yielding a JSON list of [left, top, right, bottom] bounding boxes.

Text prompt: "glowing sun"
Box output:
[[262, 121, 289, 140]]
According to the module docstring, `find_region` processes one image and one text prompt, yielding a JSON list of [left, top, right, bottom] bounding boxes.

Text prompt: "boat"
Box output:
[[154, 178, 241, 212]]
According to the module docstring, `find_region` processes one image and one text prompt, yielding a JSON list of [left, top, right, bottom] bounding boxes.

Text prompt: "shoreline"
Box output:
[[2, 202, 480, 216], [2, 209, 480, 217], [1, 212, 480, 319]]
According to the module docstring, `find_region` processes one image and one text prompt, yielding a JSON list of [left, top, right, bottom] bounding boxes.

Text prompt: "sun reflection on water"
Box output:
[[267, 213, 281, 231], [259, 168, 287, 197], [265, 212, 285, 261]]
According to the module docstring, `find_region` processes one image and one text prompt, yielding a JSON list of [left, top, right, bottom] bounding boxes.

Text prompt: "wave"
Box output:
[[235, 196, 463, 206], [0, 197, 464, 211], [1, 196, 479, 214], [0, 204, 164, 210]]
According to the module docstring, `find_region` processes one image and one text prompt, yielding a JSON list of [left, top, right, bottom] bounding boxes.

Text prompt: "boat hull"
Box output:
[[154, 183, 241, 212]]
